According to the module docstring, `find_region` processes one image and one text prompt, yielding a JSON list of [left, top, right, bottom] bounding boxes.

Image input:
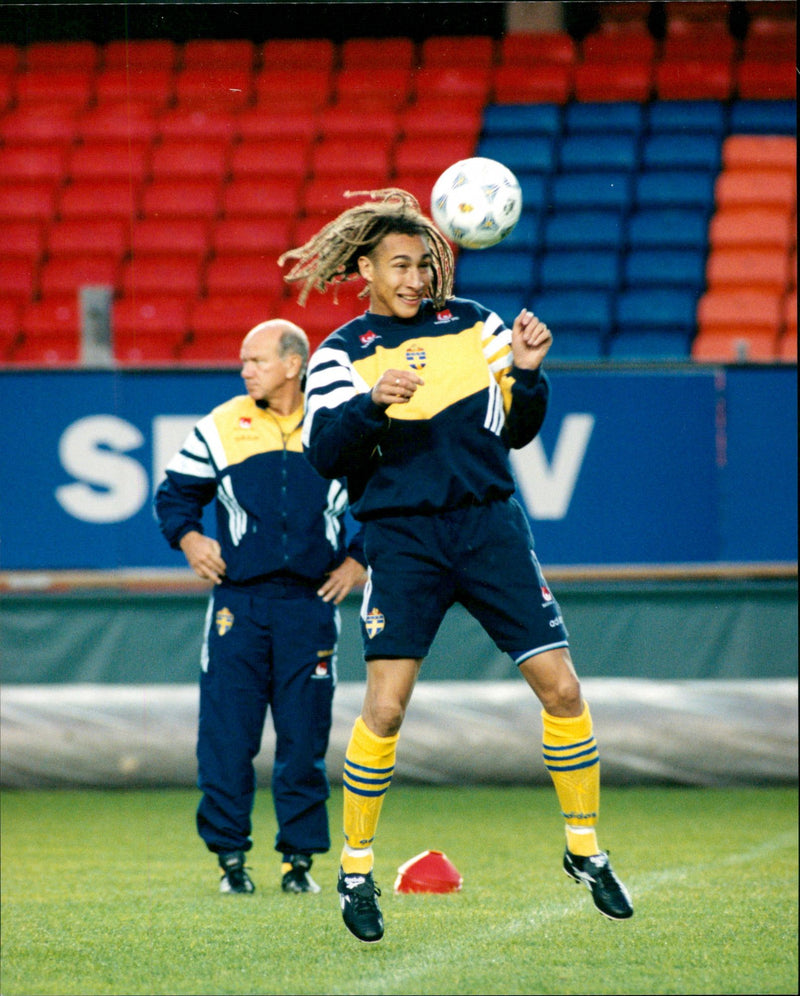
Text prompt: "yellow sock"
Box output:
[[340, 716, 398, 874], [542, 702, 600, 857]]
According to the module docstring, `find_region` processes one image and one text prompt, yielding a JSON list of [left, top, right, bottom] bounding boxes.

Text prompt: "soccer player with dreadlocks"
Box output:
[[280, 189, 633, 943]]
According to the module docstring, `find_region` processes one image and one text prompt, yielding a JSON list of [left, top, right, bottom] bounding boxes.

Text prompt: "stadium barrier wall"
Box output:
[[1, 571, 796, 788], [0, 365, 796, 570]]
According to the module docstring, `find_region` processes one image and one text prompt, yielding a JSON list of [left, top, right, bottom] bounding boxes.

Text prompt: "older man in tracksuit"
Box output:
[[155, 319, 365, 895]]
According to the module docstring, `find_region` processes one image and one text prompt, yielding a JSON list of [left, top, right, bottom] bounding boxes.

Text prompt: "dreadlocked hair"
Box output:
[[278, 188, 455, 310]]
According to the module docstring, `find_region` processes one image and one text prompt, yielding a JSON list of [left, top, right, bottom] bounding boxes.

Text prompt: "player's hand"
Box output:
[[179, 531, 226, 584], [372, 368, 424, 408], [511, 310, 552, 370], [318, 556, 368, 605]]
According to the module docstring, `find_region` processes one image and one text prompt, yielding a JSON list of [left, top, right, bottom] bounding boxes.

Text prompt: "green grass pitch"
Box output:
[[1, 785, 797, 995]]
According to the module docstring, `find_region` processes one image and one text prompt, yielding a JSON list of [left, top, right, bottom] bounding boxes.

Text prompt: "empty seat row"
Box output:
[[2, 18, 792, 74], [1, 47, 795, 116]]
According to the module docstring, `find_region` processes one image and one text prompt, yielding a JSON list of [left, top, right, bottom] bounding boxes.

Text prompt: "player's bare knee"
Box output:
[[363, 702, 405, 738], [542, 677, 583, 717]]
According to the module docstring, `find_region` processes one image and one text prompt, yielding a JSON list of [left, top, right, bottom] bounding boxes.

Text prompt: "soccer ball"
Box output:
[[431, 157, 523, 250]]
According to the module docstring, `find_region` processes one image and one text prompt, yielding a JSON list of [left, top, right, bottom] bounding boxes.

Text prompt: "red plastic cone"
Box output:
[[393, 849, 463, 894]]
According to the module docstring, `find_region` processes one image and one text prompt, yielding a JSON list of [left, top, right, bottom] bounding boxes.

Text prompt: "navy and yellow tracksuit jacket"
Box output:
[[302, 297, 550, 518], [154, 395, 363, 582]]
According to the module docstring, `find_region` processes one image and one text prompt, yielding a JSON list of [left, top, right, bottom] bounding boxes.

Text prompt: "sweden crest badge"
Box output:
[[215, 607, 234, 636], [365, 607, 385, 639]]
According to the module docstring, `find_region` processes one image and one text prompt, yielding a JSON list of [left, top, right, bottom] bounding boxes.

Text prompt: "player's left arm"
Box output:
[[502, 309, 552, 449]]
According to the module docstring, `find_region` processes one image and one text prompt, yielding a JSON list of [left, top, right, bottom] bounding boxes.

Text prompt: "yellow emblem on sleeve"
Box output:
[[215, 607, 234, 636]]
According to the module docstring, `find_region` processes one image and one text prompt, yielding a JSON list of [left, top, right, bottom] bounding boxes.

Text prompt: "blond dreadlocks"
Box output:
[[278, 188, 455, 310]]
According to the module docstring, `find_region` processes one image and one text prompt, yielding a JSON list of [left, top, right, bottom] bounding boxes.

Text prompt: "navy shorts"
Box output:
[[359, 497, 569, 666]]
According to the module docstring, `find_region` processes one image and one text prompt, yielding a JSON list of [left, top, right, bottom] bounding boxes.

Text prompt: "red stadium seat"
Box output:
[[15, 68, 94, 109], [580, 31, 658, 62], [39, 255, 121, 298], [121, 255, 203, 297], [0, 144, 69, 182], [412, 65, 491, 104], [94, 66, 174, 107], [230, 139, 310, 180], [113, 295, 190, 338], [0, 297, 23, 358], [115, 330, 184, 365], [179, 330, 249, 364], [420, 35, 495, 67], [77, 102, 160, 143], [260, 38, 336, 71], [0, 257, 37, 299], [204, 252, 285, 298], [340, 36, 416, 69], [278, 292, 365, 351], [573, 60, 653, 102], [393, 136, 476, 176], [9, 334, 80, 365], [102, 39, 178, 70], [398, 103, 482, 141], [20, 297, 80, 339], [24, 40, 99, 70], [253, 68, 333, 111], [131, 218, 211, 258], [492, 64, 573, 104], [301, 176, 388, 217], [4, 219, 45, 259], [149, 139, 231, 181], [181, 39, 256, 69], [317, 104, 400, 141], [0, 43, 20, 71], [212, 217, 294, 255], [311, 136, 392, 178], [236, 106, 320, 143], [333, 67, 414, 107], [0, 180, 59, 223], [156, 106, 240, 142], [498, 32, 576, 66], [141, 179, 222, 219], [0, 68, 15, 113], [735, 59, 797, 100], [221, 177, 303, 218], [290, 212, 342, 249], [743, 15, 796, 59], [188, 293, 282, 339], [47, 219, 129, 258], [661, 32, 736, 62], [0, 104, 80, 145], [68, 140, 152, 184], [173, 66, 253, 109], [113, 296, 190, 364], [58, 179, 141, 221], [655, 59, 734, 101]]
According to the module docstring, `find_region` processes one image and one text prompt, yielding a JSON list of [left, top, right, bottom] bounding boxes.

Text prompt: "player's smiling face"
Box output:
[[359, 233, 432, 319]]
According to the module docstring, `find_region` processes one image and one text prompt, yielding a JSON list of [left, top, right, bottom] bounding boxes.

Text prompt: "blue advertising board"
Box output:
[[0, 365, 796, 569]]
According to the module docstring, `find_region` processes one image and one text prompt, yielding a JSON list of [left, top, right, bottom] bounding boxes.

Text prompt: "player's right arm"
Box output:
[[303, 340, 389, 480]]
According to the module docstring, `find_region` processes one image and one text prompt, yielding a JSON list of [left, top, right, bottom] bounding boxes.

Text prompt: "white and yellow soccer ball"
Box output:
[[431, 156, 523, 250]]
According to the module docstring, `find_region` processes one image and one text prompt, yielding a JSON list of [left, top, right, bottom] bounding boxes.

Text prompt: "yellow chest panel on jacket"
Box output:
[[353, 324, 490, 421], [213, 397, 303, 467]]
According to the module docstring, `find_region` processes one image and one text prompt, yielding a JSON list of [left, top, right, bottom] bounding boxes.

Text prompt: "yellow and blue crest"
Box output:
[[215, 607, 234, 636], [364, 607, 385, 639], [405, 343, 427, 370]]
